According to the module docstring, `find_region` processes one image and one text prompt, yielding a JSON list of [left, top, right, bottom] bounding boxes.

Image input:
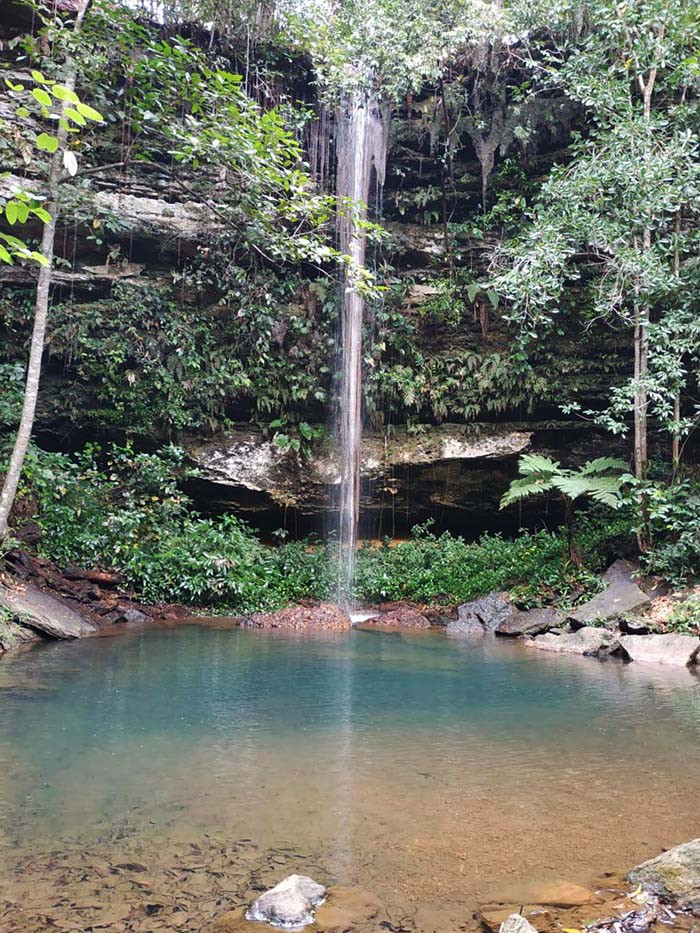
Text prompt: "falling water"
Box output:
[[335, 92, 390, 603]]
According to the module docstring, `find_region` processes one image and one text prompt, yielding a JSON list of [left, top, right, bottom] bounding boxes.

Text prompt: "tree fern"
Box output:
[[500, 455, 629, 565]]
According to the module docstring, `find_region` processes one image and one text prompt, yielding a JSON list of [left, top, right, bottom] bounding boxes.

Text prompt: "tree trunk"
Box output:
[[0, 0, 92, 540]]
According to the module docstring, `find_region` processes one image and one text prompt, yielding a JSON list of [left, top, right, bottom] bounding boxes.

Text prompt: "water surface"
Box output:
[[1, 626, 699, 930]]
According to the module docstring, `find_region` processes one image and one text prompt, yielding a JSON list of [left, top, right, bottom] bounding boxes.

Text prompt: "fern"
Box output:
[[500, 455, 630, 566]]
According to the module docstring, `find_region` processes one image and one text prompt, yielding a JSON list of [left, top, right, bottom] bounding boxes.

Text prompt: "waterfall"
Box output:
[[335, 92, 390, 604]]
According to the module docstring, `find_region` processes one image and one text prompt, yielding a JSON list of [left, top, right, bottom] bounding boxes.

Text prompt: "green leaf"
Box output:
[[30, 250, 50, 267], [33, 207, 51, 223], [36, 132, 59, 153], [517, 453, 561, 477], [31, 87, 52, 108], [64, 107, 87, 127], [75, 101, 104, 122], [5, 201, 18, 225], [51, 84, 79, 104], [580, 457, 628, 475], [0, 244, 13, 264], [30, 70, 46, 83]]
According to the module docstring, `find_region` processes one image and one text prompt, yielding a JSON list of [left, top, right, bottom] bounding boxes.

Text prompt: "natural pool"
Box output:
[[1, 624, 699, 932]]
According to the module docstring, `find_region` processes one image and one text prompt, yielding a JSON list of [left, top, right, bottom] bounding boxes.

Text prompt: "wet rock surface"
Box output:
[[629, 839, 700, 913], [618, 634, 700, 667], [528, 626, 619, 657], [569, 560, 650, 628], [242, 603, 352, 631], [245, 874, 326, 928]]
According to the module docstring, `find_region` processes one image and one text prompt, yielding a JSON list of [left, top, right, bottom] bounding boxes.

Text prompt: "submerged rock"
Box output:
[[246, 874, 327, 928], [496, 607, 562, 637], [629, 838, 700, 913], [499, 914, 539, 933], [243, 604, 351, 631], [569, 560, 650, 628], [449, 592, 514, 636], [528, 626, 619, 657], [618, 634, 700, 667], [527, 881, 593, 907]]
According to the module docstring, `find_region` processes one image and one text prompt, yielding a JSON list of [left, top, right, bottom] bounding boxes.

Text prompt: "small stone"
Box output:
[[499, 914, 539, 933], [246, 875, 327, 928], [123, 608, 147, 624]]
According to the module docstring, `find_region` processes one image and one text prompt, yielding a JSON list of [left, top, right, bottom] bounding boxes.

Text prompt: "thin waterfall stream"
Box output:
[[335, 92, 390, 603]]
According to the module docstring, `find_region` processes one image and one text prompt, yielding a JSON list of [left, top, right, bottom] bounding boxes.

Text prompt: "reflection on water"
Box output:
[[1, 627, 699, 927]]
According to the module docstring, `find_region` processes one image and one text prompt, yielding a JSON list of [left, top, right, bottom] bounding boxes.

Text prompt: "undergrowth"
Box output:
[[8, 443, 635, 613]]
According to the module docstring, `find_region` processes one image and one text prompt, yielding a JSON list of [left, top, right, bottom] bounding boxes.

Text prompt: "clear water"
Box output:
[[1, 625, 700, 930]]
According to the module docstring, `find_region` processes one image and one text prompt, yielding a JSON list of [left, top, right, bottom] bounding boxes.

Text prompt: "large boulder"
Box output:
[[569, 560, 650, 627], [618, 634, 700, 667], [629, 839, 700, 913], [246, 875, 327, 928], [360, 607, 430, 630], [242, 603, 352, 631], [496, 607, 562, 638], [527, 626, 619, 657], [499, 915, 538, 933], [0, 582, 95, 640], [448, 592, 514, 636]]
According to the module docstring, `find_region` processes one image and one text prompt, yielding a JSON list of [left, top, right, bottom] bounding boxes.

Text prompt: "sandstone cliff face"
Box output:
[[0, 18, 633, 532]]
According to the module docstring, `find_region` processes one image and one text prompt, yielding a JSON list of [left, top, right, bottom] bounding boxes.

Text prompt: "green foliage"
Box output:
[[668, 593, 700, 635], [1, 54, 105, 265], [16, 443, 333, 611], [636, 478, 700, 585], [500, 455, 629, 510], [352, 518, 620, 607]]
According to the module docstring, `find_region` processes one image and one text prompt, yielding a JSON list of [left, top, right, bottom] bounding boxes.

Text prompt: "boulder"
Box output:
[[499, 915, 538, 933], [496, 607, 562, 638], [528, 626, 619, 657], [618, 634, 700, 667], [629, 839, 700, 913], [450, 592, 514, 636], [446, 616, 487, 637], [122, 608, 148, 624], [243, 603, 351, 631], [0, 583, 95, 640], [569, 560, 650, 628], [246, 874, 327, 928], [361, 607, 430, 630]]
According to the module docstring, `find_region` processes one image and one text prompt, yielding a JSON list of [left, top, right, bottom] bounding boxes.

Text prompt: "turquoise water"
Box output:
[[1, 625, 700, 925]]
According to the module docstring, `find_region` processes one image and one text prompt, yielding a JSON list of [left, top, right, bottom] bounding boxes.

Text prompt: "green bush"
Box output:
[[638, 479, 700, 586], [352, 517, 626, 608]]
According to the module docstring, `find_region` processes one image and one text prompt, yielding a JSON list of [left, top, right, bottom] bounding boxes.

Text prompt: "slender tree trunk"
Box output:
[[0, 0, 92, 540], [671, 208, 681, 481]]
